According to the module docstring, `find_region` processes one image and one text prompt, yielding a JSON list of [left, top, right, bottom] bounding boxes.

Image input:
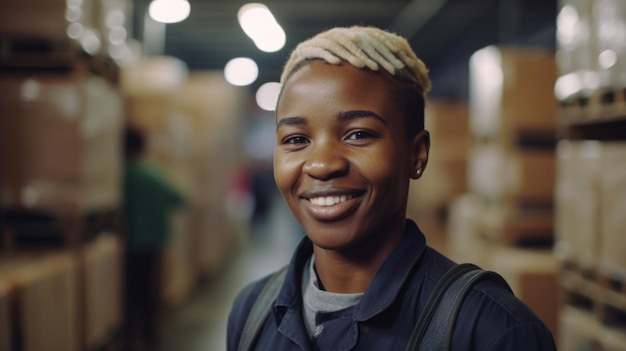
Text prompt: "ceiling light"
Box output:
[[256, 82, 281, 111], [238, 3, 286, 52], [149, 0, 190, 24], [224, 57, 259, 86]]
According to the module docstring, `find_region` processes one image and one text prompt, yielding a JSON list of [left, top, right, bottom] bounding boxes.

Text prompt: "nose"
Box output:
[[302, 140, 349, 180]]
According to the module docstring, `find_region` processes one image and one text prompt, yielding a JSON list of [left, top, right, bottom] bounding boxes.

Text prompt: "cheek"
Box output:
[[273, 153, 299, 195], [367, 144, 408, 182]]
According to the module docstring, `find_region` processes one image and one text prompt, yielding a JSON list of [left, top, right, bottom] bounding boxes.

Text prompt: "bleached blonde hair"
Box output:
[[280, 26, 431, 95], [279, 26, 431, 134]]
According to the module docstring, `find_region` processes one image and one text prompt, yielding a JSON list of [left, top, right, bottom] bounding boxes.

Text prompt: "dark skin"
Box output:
[[274, 61, 429, 294]]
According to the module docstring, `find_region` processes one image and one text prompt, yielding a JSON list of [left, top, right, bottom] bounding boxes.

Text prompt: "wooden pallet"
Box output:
[[0, 35, 120, 84], [559, 304, 626, 351], [0, 207, 123, 252], [475, 199, 554, 247], [561, 88, 626, 126], [0, 35, 80, 71], [560, 262, 626, 326]]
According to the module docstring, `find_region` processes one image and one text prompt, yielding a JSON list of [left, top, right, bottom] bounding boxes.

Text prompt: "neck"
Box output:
[[312, 220, 406, 293]]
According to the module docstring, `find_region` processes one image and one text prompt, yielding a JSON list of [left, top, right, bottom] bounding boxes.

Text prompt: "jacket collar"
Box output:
[[274, 219, 427, 322]]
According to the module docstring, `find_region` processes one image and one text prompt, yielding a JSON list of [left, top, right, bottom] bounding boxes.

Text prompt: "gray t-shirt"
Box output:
[[301, 255, 364, 337]]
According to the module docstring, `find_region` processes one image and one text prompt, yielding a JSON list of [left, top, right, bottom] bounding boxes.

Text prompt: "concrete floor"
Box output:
[[158, 196, 303, 351]]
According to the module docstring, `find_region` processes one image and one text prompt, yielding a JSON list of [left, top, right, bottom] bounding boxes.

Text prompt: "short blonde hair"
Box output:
[[279, 26, 431, 134], [280, 26, 431, 95]]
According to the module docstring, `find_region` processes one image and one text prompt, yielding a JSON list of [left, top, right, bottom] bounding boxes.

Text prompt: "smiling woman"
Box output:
[[227, 25, 557, 351]]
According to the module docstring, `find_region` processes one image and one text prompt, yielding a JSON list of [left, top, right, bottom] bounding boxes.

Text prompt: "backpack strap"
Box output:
[[406, 263, 511, 351], [238, 265, 288, 351]]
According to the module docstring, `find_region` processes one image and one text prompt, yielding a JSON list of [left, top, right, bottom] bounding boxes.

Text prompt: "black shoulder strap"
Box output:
[[406, 263, 511, 351], [238, 265, 288, 351]]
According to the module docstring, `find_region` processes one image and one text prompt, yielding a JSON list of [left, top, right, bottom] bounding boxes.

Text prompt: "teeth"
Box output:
[[310, 194, 353, 206]]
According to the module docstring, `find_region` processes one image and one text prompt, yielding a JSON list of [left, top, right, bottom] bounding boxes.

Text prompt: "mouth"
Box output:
[[308, 194, 354, 207], [300, 189, 363, 222]]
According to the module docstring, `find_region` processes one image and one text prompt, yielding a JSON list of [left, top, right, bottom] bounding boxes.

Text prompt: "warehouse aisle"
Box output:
[[158, 196, 303, 351]]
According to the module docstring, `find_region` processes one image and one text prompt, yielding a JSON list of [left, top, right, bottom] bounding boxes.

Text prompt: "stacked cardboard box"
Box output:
[[0, 1, 128, 350], [0, 251, 80, 351], [556, 0, 626, 122], [81, 234, 123, 350], [0, 71, 124, 249], [0, 0, 132, 72], [554, 140, 603, 270], [446, 46, 561, 338], [407, 100, 470, 251], [0, 271, 13, 350], [468, 46, 558, 245], [555, 1, 626, 348]]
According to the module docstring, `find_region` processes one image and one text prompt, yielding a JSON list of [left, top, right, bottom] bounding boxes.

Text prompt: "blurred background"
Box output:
[[1, 0, 626, 350]]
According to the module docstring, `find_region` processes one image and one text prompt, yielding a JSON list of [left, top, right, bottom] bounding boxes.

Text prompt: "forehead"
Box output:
[[277, 61, 399, 115]]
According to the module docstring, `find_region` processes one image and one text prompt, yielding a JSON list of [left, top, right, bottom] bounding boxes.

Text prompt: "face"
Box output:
[[274, 61, 429, 253]]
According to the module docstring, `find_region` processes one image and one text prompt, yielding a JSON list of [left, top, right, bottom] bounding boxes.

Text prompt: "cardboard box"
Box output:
[[559, 304, 626, 351], [408, 100, 470, 232], [0, 281, 12, 351], [554, 140, 603, 269], [0, 251, 80, 351], [475, 197, 554, 245], [0, 0, 69, 39], [469, 46, 558, 140], [425, 100, 470, 160], [468, 143, 556, 203], [592, 0, 626, 90], [0, 72, 123, 212], [598, 142, 626, 280], [82, 234, 122, 349], [447, 194, 491, 264]]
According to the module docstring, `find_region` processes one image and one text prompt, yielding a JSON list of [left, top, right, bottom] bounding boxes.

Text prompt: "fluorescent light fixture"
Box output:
[[238, 3, 286, 52]]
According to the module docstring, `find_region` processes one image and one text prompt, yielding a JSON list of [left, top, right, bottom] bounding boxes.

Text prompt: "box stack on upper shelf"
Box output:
[[554, 1, 626, 350], [0, 0, 130, 83], [0, 0, 130, 249], [0, 0, 132, 250], [0, 68, 124, 249], [556, 0, 626, 126], [468, 45, 558, 246]]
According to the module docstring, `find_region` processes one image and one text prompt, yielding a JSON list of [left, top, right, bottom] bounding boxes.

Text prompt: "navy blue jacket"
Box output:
[[227, 220, 556, 350]]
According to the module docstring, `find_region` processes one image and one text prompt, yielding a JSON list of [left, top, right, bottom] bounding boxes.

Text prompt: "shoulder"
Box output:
[[226, 271, 279, 350], [416, 249, 555, 350], [454, 270, 556, 350], [228, 273, 273, 327]]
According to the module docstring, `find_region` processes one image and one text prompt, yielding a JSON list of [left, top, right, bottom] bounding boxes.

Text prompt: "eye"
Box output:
[[346, 130, 376, 141], [283, 135, 309, 145]]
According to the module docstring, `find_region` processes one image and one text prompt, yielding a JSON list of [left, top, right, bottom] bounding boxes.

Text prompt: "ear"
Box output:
[[409, 130, 430, 179]]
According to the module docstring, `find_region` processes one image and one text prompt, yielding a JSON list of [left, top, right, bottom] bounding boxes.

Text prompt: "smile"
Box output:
[[309, 194, 354, 207]]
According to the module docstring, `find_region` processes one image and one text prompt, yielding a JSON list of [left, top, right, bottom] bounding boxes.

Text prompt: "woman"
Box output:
[[227, 26, 556, 350]]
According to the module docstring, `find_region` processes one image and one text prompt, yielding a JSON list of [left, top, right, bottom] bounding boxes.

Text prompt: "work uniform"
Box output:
[[123, 159, 185, 347], [227, 220, 556, 350]]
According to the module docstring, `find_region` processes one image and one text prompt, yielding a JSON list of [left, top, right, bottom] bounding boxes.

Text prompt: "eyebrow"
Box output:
[[277, 116, 306, 129], [277, 110, 387, 129], [338, 110, 388, 125]]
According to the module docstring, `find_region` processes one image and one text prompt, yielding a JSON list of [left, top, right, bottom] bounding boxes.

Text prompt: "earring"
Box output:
[[415, 169, 421, 177]]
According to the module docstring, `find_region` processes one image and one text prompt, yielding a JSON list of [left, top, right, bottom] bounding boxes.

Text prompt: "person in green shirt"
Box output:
[[122, 125, 185, 351]]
